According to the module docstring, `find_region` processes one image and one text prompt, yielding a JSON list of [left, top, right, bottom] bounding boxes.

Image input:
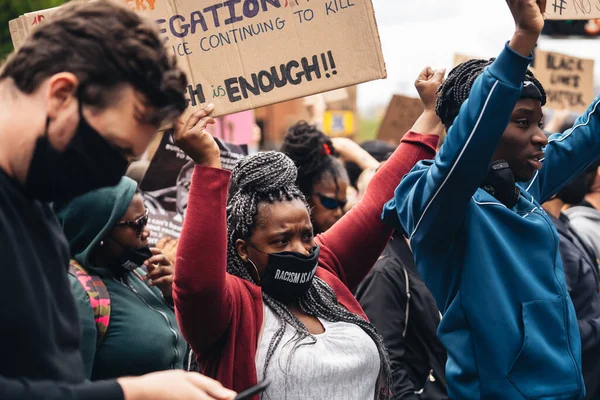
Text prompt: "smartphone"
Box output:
[[233, 380, 271, 400]]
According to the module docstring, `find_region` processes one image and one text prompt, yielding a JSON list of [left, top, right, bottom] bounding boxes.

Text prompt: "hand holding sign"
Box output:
[[173, 104, 221, 169]]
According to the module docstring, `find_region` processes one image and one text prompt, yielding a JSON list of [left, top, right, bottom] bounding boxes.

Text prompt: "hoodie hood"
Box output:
[[565, 205, 600, 224], [55, 177, 137, 272]]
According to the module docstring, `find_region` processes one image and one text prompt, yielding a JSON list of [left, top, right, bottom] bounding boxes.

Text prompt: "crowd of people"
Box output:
[[3, 0, 600, 399]]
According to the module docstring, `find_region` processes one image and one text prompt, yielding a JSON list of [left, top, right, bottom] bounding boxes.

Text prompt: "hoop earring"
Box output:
[[247, 259, 261, 284]]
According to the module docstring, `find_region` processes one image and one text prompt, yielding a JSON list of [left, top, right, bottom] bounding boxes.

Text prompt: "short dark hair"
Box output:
[[436, 58, 546, 131], [0, 0, 187, 126]]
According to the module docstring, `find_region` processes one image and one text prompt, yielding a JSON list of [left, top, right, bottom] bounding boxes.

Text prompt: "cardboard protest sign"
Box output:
[[322, 110, 354, 136], [10, 0, 386, 117], [534, 49, 594, 113], [545, 0, 600, 20], [140, 133, 246, 245], [377, 95, 423, 144]]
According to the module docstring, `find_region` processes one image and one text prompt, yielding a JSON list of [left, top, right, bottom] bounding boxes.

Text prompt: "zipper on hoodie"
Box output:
[[115, 276, 181, 369]]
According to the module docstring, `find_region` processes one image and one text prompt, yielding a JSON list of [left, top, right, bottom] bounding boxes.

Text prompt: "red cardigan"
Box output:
[[173, 131, 438, 397]]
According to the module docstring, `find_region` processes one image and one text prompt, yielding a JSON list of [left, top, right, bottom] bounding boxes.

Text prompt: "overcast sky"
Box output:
[[358, 0, 600, 113]]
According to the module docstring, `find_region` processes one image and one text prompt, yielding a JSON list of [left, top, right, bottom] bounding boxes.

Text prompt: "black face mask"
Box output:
[[481, 160, 521, 209], [557, 173, 591, 205], [119, 245, 153, 272], [249, 245, 320, 304], [25, 100, 129, 203]]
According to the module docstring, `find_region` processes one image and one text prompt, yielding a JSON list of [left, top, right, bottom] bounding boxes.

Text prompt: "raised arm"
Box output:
[[316, 69, 443, 291], [525, 96, 600, 203], [172, 106, 234, 353]]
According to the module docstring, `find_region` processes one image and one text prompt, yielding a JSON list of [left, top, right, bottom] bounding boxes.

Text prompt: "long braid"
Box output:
[[225, 151, 391, 399], [436, 58, 546, 131]]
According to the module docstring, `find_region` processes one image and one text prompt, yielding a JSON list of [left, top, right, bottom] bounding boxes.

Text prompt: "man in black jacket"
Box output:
[[0, 2, 235, 400], [356, 232, 448, 399], [543, 166, 600, 400]]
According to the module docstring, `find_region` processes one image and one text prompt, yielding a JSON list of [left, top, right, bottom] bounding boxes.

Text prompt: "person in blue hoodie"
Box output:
[[383, 0, 599, 398]]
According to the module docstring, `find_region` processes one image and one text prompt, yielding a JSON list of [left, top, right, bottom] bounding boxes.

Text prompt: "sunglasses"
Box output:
[[316, 193, 348, 211], [116, 209, 149, 237]]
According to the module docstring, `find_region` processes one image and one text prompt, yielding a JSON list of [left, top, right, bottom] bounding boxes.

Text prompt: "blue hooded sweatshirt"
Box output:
[[383, 43, 600, 399]]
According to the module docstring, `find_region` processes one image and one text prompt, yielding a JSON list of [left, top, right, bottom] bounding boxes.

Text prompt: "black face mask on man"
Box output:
[[25, 98, 129, 203], [247, 245, 320, 304]]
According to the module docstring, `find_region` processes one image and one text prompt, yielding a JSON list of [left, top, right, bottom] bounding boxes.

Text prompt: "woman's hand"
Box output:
[[173, 104, 221, 168], [411, 67, 446, 137], [156, 236, 178, 266], [144, 248, 174, 299], [415, 66, 445, 112]]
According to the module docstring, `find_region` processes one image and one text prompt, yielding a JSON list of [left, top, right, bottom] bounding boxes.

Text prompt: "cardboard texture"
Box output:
[[545, 0, 600, 20], [377, 95, 423, 144], [9, 0, 386, 117], [534, 49, 594, 113]]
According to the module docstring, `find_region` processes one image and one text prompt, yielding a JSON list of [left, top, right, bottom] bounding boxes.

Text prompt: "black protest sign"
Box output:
[[140, 133, 247, 245]]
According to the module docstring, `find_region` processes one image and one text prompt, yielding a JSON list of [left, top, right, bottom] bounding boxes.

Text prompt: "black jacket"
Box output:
[[0, 170, 122, 400], [549, 213, 600, 399], [356, 234, 448, 400]]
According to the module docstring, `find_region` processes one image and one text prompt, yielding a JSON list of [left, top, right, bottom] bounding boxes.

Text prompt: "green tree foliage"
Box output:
[[0, 0, 67, 60]]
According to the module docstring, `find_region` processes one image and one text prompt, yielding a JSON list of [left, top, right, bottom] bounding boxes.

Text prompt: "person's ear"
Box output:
[[45, 73, 80, 148], [235, 239, 249, 262], [46, 72, 79, 120]]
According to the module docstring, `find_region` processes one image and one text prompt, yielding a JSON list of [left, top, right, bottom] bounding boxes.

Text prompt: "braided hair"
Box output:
[[281, 122, 349, 199], [226, 151, 391, 399], [436, 58, 546, 131]]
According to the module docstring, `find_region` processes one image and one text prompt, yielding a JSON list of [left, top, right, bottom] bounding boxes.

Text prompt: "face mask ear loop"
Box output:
[[44, 116, 51, 138], [247, 258, 261, 285]]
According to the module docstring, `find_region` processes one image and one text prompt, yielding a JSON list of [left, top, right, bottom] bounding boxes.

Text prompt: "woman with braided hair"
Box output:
[[281, 122, 350, 233], [171, 85, 441, 398], [384, 0, 600, 398]]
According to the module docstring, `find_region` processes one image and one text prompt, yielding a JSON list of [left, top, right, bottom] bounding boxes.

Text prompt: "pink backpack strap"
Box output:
[[68, 260, 111, 349]]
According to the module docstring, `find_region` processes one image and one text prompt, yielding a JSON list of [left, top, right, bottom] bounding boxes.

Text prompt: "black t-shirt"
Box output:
[[0, 169, 122, 399]]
